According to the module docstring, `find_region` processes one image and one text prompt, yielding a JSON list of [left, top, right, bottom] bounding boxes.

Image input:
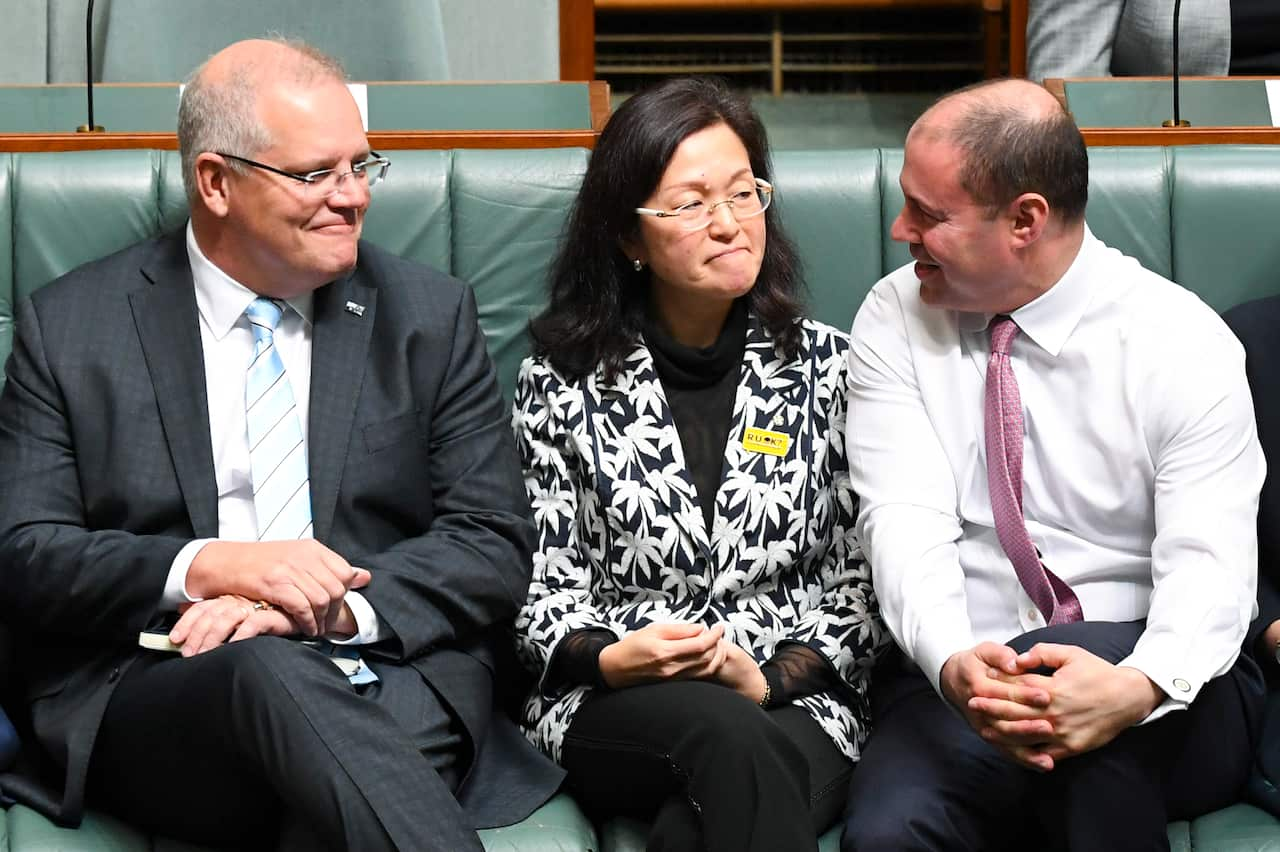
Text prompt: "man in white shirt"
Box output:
[[841, 78, 1265, 851], [0, 39, 560, 849]]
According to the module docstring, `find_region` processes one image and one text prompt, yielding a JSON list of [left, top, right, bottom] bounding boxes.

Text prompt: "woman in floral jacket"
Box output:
[[512, 76, 888, 852]]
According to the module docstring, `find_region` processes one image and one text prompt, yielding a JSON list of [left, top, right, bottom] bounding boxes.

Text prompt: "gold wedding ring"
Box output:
[[252, 600, 275, 612]]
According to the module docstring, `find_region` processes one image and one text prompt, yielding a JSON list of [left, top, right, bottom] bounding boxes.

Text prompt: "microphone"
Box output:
[[1162, 0, 1191, 128], [76, 0, 104, 133]]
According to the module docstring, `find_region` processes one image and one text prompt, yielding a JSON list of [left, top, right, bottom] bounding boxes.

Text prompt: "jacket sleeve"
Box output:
[[779, 334, 891, 697], [354, 286, 536, 661], [0, 297, 184, 640], [511, 359, 620, 696]]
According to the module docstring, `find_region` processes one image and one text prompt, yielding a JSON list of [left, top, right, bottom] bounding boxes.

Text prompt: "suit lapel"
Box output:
[[590, 344, 712, 563], [307, 274, 376, 543], [716, 315, 809, 547], [130, 234, 218, 539]]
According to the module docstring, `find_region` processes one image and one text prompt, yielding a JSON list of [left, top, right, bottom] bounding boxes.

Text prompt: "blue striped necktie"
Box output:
[[243, 299, 376, 685], [245, 298, 313, 541]]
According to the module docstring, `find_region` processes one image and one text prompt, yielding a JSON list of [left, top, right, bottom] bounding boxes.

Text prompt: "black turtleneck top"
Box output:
[[645, 298, 747, 532]]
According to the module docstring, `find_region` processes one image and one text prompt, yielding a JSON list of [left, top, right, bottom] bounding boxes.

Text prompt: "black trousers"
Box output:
[[1245, 688, 1280, 816], [842, 620, 1265, 852], [562, 680, 853, 852], [85, 636, 481, 852]]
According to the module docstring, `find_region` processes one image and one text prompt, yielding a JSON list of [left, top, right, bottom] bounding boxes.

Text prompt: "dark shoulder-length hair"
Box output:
[[530, 76, 805, 382]]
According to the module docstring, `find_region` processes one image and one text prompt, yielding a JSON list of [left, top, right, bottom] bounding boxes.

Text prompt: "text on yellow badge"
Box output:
[[742, 427, 791, 457]]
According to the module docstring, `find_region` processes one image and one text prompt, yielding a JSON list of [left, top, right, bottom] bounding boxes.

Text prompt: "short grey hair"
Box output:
[[176, 37, 347, 205]]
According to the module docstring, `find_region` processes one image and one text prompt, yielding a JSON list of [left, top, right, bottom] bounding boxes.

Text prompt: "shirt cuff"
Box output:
[[910, 619, 976, 697], [162, 539, 216, 609], [328, 590, 389, 645], [1116, 650, 1193, 725]]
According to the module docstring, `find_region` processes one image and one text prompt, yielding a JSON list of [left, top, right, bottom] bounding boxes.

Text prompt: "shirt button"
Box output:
[[1172, 678, 1191, 693], [1027, 609, 1040, 622]]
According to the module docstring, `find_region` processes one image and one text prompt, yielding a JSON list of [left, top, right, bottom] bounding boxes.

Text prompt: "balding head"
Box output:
[[917, 79, 1062, 135], [909, 78, 1089, 224], [177, 38, 346, 205]]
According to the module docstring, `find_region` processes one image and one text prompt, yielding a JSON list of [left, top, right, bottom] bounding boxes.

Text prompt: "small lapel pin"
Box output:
[[344, 300, 366, 317]]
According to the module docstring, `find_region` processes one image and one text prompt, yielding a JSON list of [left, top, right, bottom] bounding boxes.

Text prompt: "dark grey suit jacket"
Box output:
[[1223, 296, 1280, 671], [1224, 295, 1280, 815], [0, 230, 562, 827]]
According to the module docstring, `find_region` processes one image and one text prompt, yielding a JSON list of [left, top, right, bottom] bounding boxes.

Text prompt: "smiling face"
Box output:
[[630, 122, 766, 321], [890, 127, 1018, 313], [215, 78, 371, 298]]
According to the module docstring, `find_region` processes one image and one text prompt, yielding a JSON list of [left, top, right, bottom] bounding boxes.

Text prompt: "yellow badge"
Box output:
[[742, 427, 791, 457]]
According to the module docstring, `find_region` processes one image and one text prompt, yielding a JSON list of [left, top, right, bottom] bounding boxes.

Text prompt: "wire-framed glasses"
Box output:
[[216, 152, 391, 198], [635, 178, 773, 231]]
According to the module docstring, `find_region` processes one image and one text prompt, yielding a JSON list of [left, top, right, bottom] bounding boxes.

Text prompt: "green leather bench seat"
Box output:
[[0, 795, 597, 851], [2, 146, 1280, 849]]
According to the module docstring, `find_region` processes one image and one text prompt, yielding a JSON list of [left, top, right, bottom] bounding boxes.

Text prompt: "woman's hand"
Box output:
[[598, 622, 727, 688], [710, 640, 768, 703]]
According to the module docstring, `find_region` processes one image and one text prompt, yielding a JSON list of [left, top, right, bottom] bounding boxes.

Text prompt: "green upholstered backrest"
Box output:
[[1171, 147, 1280, 312], [3, 146, 1280, 400], [1082, 147, 1175, 281], [361, 150, 454, 273], [449, 149, 589, 397], [773, 149, 886, 329], [10, 152, 175, 307]]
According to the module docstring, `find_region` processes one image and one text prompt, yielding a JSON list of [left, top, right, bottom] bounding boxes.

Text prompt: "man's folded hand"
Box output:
[[185, 540, 371, 637]]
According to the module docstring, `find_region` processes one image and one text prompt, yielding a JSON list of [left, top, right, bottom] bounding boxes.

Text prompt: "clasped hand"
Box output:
[[172, 539, 371, 655], [169, 594, 296, 657], [598, 623, 768, 703], [940, 641, 1164, 772]]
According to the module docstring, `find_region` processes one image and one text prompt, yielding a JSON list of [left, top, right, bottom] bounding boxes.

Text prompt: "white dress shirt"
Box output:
[[846, 227, 1263, 719], [159, 223, 384, 644]]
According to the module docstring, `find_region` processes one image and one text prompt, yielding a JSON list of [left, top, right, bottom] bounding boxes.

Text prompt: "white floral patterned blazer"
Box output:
[[512, 315, 888, 762]]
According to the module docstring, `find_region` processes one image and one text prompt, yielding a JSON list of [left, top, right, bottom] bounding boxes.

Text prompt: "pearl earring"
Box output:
[[632, 259, 643, 272]]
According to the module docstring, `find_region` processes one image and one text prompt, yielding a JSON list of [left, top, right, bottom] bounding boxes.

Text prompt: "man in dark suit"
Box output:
[[1225, 295, 1280, 814], [0, 38, 560, 850]]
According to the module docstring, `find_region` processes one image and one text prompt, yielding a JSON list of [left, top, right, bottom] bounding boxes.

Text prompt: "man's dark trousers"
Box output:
[[842, 621, 1264, 852]]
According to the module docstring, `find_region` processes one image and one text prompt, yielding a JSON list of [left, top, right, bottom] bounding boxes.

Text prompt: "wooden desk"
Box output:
[[0, 81, 611, 153], [1046, 77, 1280, 146]]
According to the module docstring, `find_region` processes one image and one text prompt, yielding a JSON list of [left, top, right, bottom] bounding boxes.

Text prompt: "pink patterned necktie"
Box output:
[[984, 317, 1083, 625]]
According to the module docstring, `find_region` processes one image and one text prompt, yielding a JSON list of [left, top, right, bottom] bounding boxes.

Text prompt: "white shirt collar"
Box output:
[[957, 224, 1099, 357], [185, 221, 313, 340]]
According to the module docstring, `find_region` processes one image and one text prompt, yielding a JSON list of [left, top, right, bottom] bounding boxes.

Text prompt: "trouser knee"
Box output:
[[670, 685, 809, 788], [202, 637, 345, 735]]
